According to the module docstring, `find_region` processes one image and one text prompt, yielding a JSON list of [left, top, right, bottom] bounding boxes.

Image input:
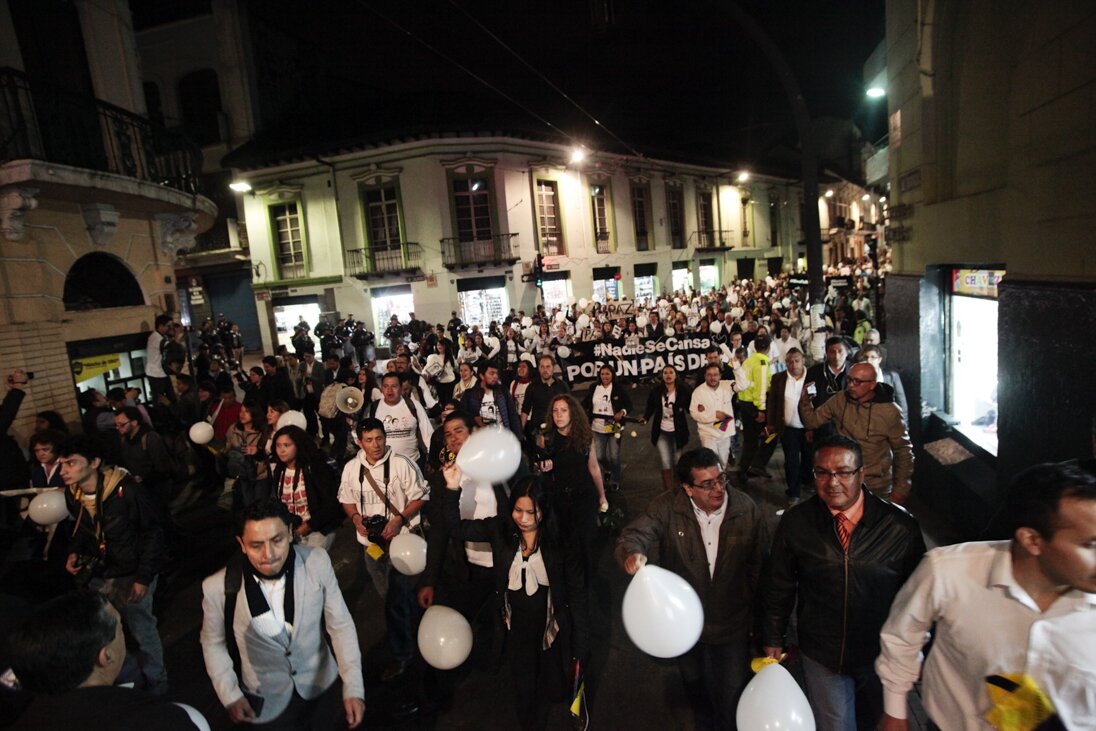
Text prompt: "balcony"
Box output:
[[0, 67, 202, 195], [345, 243, 423, 278], [594, 231, 611, 254], [440, 233, 519, 269], [690, 230, 735, 251]]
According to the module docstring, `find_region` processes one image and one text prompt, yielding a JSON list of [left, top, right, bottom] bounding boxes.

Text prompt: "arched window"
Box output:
[[64, 253, 144, 311], [177, 69, 223, 145]]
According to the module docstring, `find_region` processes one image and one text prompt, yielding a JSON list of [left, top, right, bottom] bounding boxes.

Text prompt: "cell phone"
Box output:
[[243, 690, 265, 715], [806, 382, 817, 397]]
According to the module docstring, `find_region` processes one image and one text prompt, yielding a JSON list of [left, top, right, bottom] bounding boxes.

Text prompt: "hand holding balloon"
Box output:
[[624, 553, 647, 575]]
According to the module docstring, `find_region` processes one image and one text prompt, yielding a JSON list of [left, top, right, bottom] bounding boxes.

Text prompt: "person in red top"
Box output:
[[210, 385, 242, 443]]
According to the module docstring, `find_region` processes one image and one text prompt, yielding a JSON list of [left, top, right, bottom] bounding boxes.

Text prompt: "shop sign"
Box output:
[[188, 286, 205, 305], [544, 263, 560, 271], [71, 354, 122, 383], [952, 269, 1004, 298], [255, 290, 271, 301]]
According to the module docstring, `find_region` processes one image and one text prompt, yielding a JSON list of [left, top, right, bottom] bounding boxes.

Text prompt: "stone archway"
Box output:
[[63, 252, 145, 311]]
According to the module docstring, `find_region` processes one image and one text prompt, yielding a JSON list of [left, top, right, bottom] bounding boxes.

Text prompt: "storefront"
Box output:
[[698, 258, 718, 292], [370, 284, 415, 347], [947, 268, 1003, 455], [671, 261, 691, 293], [457, 276, 509, 328], [633, 262, 658, 305], [271, 294, 322, 352], [541, 271, 571, 313], [591, 266, 621, 303], [68, 333, 157, 404]]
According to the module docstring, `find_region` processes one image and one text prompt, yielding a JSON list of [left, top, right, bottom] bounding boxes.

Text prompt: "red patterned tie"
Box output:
[[835, 513, 851, 551]]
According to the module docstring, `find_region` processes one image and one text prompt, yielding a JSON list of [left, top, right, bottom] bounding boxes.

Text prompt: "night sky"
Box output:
[[227, 0, 886, 170]]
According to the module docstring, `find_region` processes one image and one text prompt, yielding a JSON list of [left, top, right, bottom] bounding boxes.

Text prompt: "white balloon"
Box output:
[[737, 663, 816, 731], [555, 311, 566, 323], [417, 605, 473, 670], [521, 316, 533, 327], [173, 704, 211, 731], [556, 346, 571, 358], [635, 314, 648, 328], [522, 326, 537, 340], [519, 352, 537, 366], [277, 410, 307, 431], [622, 564, 704, 658], [782, 297, 792, 308], [28, 490, 68, 525], [578, 298, 589, 310], [455, 426, 522, 483], [673, 297, 681, 306], [576, 314, 591, 329], [189, 421, 214, 445], [389, 533, 428, 575], [729, 291, 740, 305], [710, 320, 724, 334], [731, 307, 744, 319], [488, 336, 500, 351], [664, 327, 675, 337]]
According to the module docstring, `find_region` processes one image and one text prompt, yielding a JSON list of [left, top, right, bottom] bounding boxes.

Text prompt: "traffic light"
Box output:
[[534, 253, 544, 288]]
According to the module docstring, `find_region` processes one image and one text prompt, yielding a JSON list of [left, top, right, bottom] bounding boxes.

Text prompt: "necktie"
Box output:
[[835, 513, 851, 551]]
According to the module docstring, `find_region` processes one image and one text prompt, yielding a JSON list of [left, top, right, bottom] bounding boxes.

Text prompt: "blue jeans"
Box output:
[[801, 653, 883, 731], [593, 431, 622, 485], [780, 427, 813, 498], [678, 636, 750, 730], [104, 575, 166, 687], [365, 549, 422, 662], [655, 432, 678, 470]]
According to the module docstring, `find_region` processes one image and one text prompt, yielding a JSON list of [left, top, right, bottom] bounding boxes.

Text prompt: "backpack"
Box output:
[[318, 382, 344, 419], [223, 448, 257, 480]]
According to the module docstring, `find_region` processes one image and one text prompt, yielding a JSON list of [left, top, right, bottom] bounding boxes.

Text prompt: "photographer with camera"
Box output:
[[338, 418, 427, 682], [59, 435, 168, 696]]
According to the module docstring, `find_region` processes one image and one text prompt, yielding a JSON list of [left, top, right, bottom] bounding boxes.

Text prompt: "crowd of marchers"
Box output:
[[0, 274, 1093, 731]]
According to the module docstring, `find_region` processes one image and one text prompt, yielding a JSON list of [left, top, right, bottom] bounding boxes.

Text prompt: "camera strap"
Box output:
[[359, 457, 397, 519]]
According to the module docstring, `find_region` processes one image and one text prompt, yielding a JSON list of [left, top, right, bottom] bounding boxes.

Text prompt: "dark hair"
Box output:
[[198, 379, 217, 393], [249, 366, 264, 378], [443, 410, 476, 433], [676, 447, 724, 485], [29, 429, 65, 451], [1005, 462, 1096, 538], [813, 434, 864, 469], [785, 347, 803, 358], [381, 371, 401, 385], [35, 411, 69, 433], [272, 425, 320, 467], [105, 387, 126, 403], [236, 497, 295, 536], [824, 336, 847, 351], [856, 344, 886, 365], [9, 591, 117, 694], [237, 404, 266, 431], [358, 417, 385, 438], [478, 360, 498, 377], [77, 390, 100, 410], [262, 355, 278, 368], [754, 334, 771, 352], [175, 375, 195, 390], [704, 363, 723, 375], [58, 435, 103, 465], [508, 475, 557, 545], [117, 406, 143, 424], [154, 314, 172, 329]]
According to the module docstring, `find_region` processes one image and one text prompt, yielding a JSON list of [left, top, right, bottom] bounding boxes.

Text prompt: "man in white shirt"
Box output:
[[145, 315, 172, 404], [367, 372, 433, 465], [338, 418, 427, 681], [876, 462, 1096, 731], [689, 363, 740, 467], [766, 348, 811, 511]]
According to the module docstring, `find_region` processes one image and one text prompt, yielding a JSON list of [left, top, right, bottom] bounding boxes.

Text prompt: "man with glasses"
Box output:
[[114, 406, 176, 512], [760, 435, 925, 731], [617, 447, 767, 730], [799, 361, 914, 503]]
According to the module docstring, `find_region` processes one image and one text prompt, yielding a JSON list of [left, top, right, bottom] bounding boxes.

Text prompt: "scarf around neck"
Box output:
[[244, 546, 296, 636]]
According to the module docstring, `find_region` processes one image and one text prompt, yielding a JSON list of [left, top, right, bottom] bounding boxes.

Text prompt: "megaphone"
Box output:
[[336, 387, 365, 415]]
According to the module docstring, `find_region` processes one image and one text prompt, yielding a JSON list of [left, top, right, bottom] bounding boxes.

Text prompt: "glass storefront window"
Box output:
[[542, 278, 570, 313], [949, 294, 998, 455], [273, 302, 321, 352], [699, 264, 718, 292], [459, 286, 509, 329], [634, 275, 657, 305], [373, 291, 416, 347], [592, 279, 619, 304], [672, 266, 691, 294]]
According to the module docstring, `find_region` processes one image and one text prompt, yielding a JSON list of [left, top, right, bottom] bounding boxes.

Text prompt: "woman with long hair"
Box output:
[[225, 404, 271, 512], [439, 474, 588, 730], [269, 424, 342, 550], [425, 339, 458, 404], [639, 365, 692, 491], [452, 361, 478, 402], [537, 394, 607, 586]]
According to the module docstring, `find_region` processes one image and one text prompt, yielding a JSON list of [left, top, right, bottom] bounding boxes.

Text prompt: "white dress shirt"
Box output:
[[691, 498, 726, 578], [876, 541, 1096, 730], [783, 372, 806, 428], [689, 381, 736, 439]]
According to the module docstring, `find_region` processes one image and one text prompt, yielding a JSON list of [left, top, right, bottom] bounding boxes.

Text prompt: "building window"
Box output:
[[697, 189, 714, 247], [631, 183, 652, 251], [667, 187, 685, 249], [634, 275, 656, 303], [363, 185, 403, 269], [535, 179, 564, 255], [270, 201, 305, 279], [177, 68, 222, 145], [948, 269, 1003, 455], [591, 183, 611, 253], [457, 276, 509, 328], [541, 276, 571, 313], [698, 259, 718, 292], [453, 177, 493, 242], [371, 285, 415, 348], [672, 262, 690, 293]]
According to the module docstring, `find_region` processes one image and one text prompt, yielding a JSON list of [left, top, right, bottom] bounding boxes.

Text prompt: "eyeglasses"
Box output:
[[812, 467, 862, 481], [690, 476, 726, 491], [114, 420, 133, 430], [846, 377, 876, 386]]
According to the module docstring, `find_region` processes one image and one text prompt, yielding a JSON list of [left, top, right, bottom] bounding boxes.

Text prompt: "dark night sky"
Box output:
[[238, 0, 885, 169]]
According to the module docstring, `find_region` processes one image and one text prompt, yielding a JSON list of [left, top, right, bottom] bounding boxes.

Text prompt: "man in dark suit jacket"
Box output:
[[766, 347, 812, 510], [803, 336, 850, 440]]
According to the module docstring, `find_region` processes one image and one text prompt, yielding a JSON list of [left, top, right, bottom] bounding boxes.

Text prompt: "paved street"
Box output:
[[158, 381, 946, 730]]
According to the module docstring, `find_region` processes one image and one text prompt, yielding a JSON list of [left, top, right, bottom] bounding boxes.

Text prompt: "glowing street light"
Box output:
[[570, 148, 586, 164], [736, 171, 750, 183], [866, 86, 886, 98], [824, 189, 834, 198], [229, 181, 252, 193]]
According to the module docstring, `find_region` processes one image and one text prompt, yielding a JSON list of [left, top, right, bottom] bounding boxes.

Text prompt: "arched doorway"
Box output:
[[63, 253, 144, 311]]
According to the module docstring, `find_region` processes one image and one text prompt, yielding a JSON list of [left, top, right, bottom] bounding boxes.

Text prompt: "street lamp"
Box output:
[[736, 171, 750, 183], [570, 147, 586, 164], [866, 86, 886, 98], [229, 180, 252, 193]]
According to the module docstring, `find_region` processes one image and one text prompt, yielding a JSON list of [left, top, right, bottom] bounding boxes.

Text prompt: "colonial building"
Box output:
[[0, 0, 215, 438]]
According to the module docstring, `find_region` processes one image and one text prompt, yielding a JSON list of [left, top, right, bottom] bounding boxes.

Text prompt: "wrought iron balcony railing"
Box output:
[[690, 230, 736, 249], [0, 67, 202, 194], [440, 233, 519, 268], [344, 242, 423, 276], [594, 231, 611, 254]]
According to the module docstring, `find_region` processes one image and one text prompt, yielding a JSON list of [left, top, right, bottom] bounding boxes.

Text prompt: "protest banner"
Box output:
[[559, 334, 714, 385]]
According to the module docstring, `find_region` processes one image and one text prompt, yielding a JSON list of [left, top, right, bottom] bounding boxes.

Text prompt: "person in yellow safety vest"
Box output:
[[736, 335, 777, 480]]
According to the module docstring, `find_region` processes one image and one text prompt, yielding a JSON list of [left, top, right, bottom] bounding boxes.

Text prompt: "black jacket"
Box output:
[[65, 468, 164, 585], [582, 382, 633, 425], [760, 490, 926, 673], [643, 383, 692, 449], [269, 457, 343, 535]]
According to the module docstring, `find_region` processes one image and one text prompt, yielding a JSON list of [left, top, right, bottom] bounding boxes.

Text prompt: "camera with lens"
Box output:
[[363, 514, 388, 544]]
